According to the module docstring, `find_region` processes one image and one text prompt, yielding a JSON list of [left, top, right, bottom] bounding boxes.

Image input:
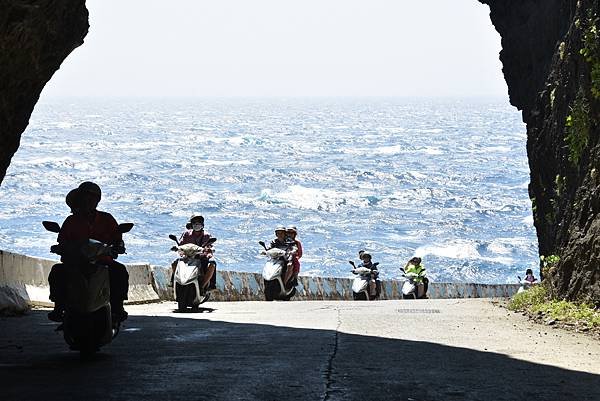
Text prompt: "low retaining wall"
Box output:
[[151, 266, 521, 302], [0, 250, 159, 314], [0, 250, 521, 314]]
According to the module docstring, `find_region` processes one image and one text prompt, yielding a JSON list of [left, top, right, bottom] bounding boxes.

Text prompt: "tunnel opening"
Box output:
[[0, 0, 538, 285]]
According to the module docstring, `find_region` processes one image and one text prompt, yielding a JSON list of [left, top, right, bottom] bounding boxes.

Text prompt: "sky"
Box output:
[[42, 0, 507, 98]]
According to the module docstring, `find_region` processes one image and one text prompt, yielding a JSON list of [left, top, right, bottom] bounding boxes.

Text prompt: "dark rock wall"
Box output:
[[0, 0, 88, 184], [482, 0, 600, 302]]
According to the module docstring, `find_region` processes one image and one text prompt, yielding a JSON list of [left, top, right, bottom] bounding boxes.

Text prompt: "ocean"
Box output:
[[0, 97, 538, 283]]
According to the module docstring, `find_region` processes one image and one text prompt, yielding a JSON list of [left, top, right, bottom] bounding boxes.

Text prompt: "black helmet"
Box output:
[[408, 257, 422, 265], [65, 188, 83, 210], [78, 181, 101, 199]]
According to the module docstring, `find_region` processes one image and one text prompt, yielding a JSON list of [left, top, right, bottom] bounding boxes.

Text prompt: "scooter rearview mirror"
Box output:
[[168, 234, 179, 244], [258, 241, 267, 250], [348, 260, 356, 267], [207, 237, 217, 244], [42, 221, 61, 233], [118, 223, 134, 234]]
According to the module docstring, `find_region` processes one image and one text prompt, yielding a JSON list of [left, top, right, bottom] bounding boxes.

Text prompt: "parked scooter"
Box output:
[[169, 234, 216, 312], [43, 220, 133, 356], [400, 267, 427, 299], [259, 241, 297, 301], [349, 260, 381, 300]]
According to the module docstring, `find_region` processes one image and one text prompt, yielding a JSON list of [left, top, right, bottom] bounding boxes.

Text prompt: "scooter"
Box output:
[[43, 220, 133, 356], [259, 241, 297, 301], [169, 234, 216, 312], [349, 261, 381, 300], [400, 267, 427, 299]]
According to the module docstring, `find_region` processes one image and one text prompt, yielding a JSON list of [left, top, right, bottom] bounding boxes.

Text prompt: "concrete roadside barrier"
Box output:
[[0, 250, 54, 314], [150, 265, 521, 302], [0, 250, 159, 314], [123, 263, 160, 304], [0, 250, 520, 313]]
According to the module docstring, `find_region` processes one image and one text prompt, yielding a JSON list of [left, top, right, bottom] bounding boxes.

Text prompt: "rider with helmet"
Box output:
[[285, 226, 302, 286], [358, 252, 379, 297], [267, 226, 297, 287], [171, 213, 217, 292], [404, 257, 429, 296], [269, 226, 290, 250], [48, 182, 129, 322]]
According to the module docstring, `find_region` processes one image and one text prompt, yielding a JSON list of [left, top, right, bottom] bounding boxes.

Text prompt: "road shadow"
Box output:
[[0, 310, 598, 401]]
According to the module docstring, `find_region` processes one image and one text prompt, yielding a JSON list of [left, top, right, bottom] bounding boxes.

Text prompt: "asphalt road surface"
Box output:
[[1, 299, 599, 401]]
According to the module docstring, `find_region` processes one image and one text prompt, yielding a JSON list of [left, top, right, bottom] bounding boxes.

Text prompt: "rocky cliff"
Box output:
[[482, 0, 600, 303], [0, 0, 88, 184]]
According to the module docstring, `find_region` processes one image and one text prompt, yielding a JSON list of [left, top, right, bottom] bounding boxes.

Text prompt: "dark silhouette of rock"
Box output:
[[0, 0, 88, 184], [482, 0, 599, 303]]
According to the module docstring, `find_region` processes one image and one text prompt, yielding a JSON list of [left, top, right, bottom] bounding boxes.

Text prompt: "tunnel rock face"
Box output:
[[482, 0, 600, 302], [0, 0, 88, 185]]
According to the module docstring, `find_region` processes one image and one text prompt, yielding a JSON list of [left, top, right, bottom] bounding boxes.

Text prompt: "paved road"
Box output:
[[1, 299, 599, 401]]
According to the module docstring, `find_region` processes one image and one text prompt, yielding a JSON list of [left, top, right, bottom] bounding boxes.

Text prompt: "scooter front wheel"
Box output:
[[264, 280, 276, 301], [353, 292, 367, 301]]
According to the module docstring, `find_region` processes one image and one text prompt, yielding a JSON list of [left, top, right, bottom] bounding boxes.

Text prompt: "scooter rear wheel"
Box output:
[[282, 287, 296, 301]]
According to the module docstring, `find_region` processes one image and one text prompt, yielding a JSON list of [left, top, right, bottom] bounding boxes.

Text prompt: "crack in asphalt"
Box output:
[[322, 308, 341, 401]]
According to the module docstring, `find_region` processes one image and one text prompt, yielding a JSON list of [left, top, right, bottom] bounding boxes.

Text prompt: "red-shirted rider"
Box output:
[[285, 226, 302, 286], [47, 182, 129, 322]]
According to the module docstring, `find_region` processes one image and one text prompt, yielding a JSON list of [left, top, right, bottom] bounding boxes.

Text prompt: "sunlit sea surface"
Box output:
[[0, 97, 538, 283]]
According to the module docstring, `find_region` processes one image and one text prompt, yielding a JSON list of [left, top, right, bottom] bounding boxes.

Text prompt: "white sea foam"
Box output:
[[55, 121, 73, 129], [200, 159, 252, 167], [415, 240, 515, 266], [521, 215, 534, 226], [410, 128, 444, 134], [262, 185, 367, 211], [377, 145, 405, 155], [420, 147, 444, 155], [483, 146, 512, 153], [415, 240, 481, 260]]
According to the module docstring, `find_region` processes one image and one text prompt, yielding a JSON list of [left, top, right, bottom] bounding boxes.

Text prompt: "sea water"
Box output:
[[0, 97, 538, 283]]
